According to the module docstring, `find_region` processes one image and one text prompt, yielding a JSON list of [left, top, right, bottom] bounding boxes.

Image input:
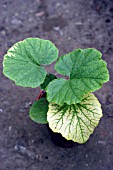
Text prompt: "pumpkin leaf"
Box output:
[[46, 78, 88, 105], [47, 48, 109, 105], [3, 38, 59, 88], [47, 93, 102, 143], [29, 98, 49, 124]]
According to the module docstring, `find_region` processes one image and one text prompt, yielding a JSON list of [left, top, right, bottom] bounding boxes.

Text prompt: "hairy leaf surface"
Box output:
[[47, 93, 102, 143], [3, 38, 58, 87], [29, 98, 49, 124]]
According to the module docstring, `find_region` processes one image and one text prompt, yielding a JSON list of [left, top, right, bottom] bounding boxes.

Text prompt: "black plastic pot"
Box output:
[[46, 124, 76, 148], [37, 90, 76, 148]]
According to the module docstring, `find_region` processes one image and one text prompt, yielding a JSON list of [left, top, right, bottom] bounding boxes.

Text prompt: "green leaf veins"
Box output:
[[47, 93, 103, 143], [3, 38, 59, 88], [47, 48, 109, 105]]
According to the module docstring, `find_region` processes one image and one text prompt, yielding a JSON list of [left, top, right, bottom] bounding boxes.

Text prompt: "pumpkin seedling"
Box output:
[[3, 38, 109, 144]]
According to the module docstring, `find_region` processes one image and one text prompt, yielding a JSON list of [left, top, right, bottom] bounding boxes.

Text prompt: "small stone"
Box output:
[[56, 3, 60, 7], [14, 139, 27, 153], [3, 4, 7, 8], [85, 164, 88, 166], [14, 143, 39, 161], [19, 108, 24, 113], [99, 159, 102, 163], [14, 13, 19, 17], [53, 27, 64, 36], [75, 13, 79, 16], [14, 145, 27, 154], [67, 37, 71, 40], [28, 18, 33, 22], [75, 22, 83, 25], [86, 154, 88, 158], [31, 140, 34, 143], [0, 108, 3, 112], [53, 26, 60, 31], [98, 140, 106, 145], [35, 11, 45, 17], [29, 10, 34, 13], [11, 18, 22, 25], [9, 126, 12, 131], [1, 30, 6, 35], [24, 101, 32, 108], [59, 30, 64, 36], [66, 10, 69, 13]]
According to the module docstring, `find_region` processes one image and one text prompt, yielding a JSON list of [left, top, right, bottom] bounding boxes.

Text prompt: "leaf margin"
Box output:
[[47, 93, 103, 143]]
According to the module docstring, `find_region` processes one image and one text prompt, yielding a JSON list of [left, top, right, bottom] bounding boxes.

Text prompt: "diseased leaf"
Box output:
[[47, 93, 102, 143], [29, 98, 49, 124], [47, 48, 109, 105], [3, 38, 59, 88], [40, 74, 57, 90]]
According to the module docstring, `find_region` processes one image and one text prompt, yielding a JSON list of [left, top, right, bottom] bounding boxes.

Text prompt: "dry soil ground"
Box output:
[[0, 0, 113, 170]]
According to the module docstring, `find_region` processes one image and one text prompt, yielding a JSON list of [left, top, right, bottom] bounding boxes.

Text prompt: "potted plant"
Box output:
[[3, 38, 109, 147]]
